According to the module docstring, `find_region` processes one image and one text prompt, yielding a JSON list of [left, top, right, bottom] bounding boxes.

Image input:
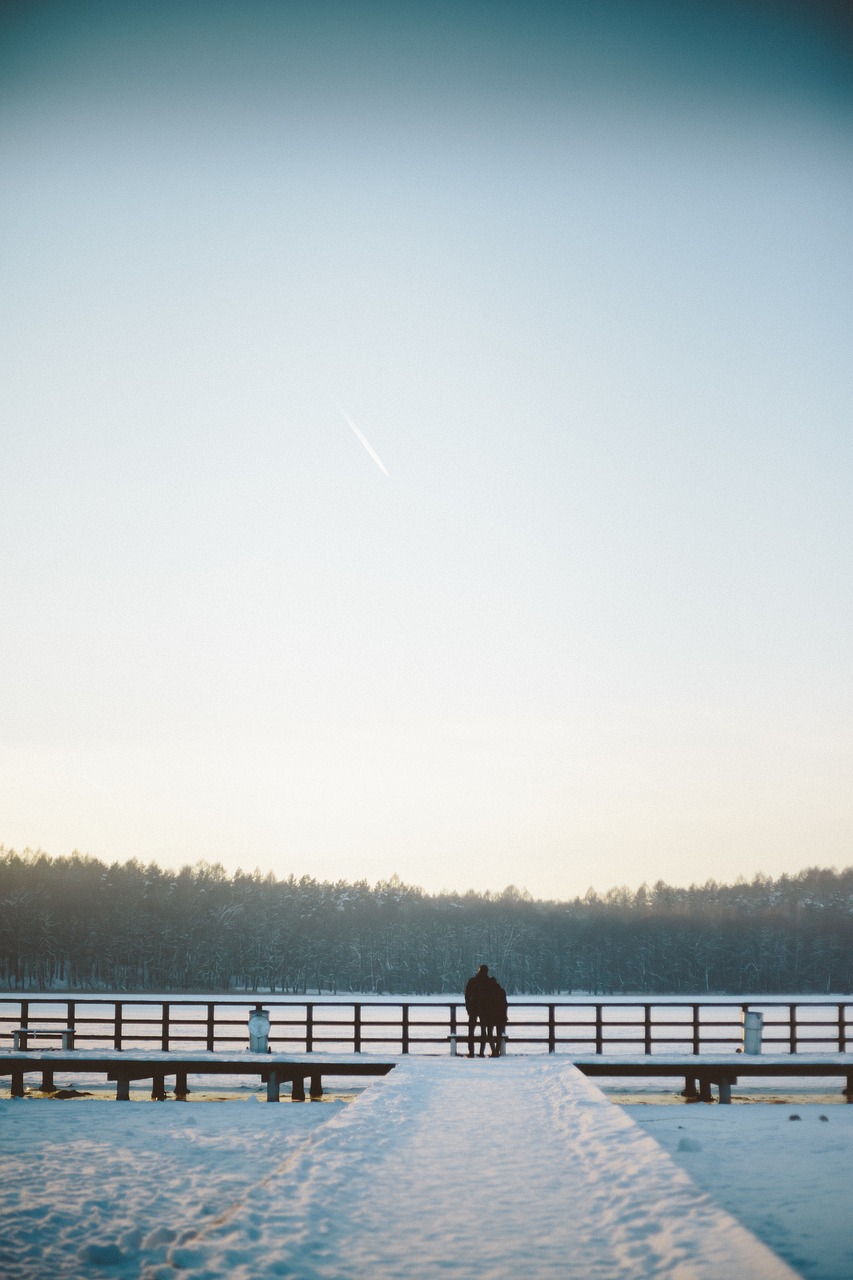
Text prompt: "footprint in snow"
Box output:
[[79, 1242, 124, 1266]]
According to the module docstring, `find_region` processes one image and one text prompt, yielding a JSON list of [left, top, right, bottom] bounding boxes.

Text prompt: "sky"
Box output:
[[1, 0, 851, 901]]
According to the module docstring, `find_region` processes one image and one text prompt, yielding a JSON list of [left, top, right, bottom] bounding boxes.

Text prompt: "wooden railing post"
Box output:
[[67, 1000, 76, 1049], [161, 1002, 170, 1052], [789, 1003, 797, 1054], [548, 1004, 556, 1054], [306, 1004, 314, 1053], [21, 999, 29, 1031], [692, 1005, 700, 1055], [206, 1003, 215, 1052], [114, 1001, 122, 1051], [353, 1004, 362, 1053], [595, 1004, 603, 1054], [644, 1004, 652, 1055], [449, 1003, 458, 1039], [402, 1004, 410, 1055], [839, 1003, 847, 1054]]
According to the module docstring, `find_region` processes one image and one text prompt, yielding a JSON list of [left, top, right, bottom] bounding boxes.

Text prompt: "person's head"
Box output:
[[477, 964, 489, 976]]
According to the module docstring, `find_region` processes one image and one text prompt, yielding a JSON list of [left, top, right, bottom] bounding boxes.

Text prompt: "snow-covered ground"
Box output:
[[1, 1057, 830, 1279], [629, 1103, 853, 1280]]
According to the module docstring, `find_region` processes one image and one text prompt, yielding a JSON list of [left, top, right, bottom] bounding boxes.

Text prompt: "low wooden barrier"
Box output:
[[574, 1053, 853, 1104], [1, 997, 851, 1057], [0, 1051, 395, 1102], [3, 1047, 851, 1105]]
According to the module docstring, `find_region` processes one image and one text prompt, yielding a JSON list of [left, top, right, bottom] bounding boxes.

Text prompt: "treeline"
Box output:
[[0, 848, 851, 995]]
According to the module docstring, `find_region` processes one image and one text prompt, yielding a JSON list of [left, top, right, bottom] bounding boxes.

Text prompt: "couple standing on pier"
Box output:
[[465, 964, 508, 1057]]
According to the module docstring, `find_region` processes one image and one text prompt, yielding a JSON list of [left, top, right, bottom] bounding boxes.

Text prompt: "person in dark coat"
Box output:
[[464, 964, 492, 1057], [484, 975, 509, 1056]]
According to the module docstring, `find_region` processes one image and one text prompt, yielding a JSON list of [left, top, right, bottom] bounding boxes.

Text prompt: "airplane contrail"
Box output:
[[335, 401, 390, 477]]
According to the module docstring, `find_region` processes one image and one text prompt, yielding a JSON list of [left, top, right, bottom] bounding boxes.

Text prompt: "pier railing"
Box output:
[[0, 997, 850, 1056]]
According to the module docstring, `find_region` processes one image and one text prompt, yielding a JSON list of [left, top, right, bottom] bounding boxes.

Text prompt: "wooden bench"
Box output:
[[12, 1027, 75, 1051]]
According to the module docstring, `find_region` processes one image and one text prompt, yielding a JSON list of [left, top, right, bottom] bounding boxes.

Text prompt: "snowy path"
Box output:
[[138, 1057, 797, 1279]]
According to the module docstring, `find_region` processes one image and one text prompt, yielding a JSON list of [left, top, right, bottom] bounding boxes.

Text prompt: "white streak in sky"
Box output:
[[335, 401, 390, 477]]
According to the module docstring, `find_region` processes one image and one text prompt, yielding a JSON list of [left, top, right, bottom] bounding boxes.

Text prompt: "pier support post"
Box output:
[[175, 1070, 189, 1101], [291, 1075, 306, 1102], [151, 1072, 167, 1101], [115, 1075, 130, 1101], [698, 1077, 713, 1103], [266, 1070, 281, 1102], [718, 1076, 732, 1104], [681, 1077, 699, 1099], [40, 1068, 55, 1093], [309, 1072, 323, 1100], [11, 1067, 24, 1098]]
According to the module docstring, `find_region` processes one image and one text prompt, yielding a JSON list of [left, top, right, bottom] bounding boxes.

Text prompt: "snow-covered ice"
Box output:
[[629, 1103, 853, 1280], [0, 1057, 813, 1279]]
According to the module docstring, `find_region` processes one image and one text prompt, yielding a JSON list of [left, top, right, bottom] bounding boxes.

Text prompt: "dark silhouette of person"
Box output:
[[484, 974, 509, 1056], [464, 964, 492, 1057]]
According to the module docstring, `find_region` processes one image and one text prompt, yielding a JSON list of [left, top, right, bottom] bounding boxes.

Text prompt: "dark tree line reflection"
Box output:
[[0, 849, 850, 994]]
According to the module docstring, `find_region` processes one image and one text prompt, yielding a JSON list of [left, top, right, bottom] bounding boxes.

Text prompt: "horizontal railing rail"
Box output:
[[0, 998, 850, 1056]]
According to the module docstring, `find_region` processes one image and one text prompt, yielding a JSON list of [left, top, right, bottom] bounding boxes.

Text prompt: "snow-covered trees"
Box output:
[[0, 848, 850, 994]]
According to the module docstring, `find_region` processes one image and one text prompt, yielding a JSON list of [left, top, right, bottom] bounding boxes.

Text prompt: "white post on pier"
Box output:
[[743, 1010, 763, 1055]]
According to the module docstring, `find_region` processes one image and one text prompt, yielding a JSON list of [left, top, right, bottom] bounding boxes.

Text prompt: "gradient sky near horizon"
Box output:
[[2, 1, 851, 900]]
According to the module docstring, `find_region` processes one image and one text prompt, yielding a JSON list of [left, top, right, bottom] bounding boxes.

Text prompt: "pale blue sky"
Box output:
[[2, 1, 851, 898]]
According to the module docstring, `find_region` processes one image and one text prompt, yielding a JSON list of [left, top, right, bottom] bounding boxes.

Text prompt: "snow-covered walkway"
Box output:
[[138, 1057, 796, 1279]]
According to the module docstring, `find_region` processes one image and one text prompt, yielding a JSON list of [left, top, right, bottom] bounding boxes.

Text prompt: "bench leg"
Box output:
[[115, 1075, 131, 1101], [309, 1072, 323, 1100], [291, 1075, 306, 1102], [267, 1070, 281, 1102]]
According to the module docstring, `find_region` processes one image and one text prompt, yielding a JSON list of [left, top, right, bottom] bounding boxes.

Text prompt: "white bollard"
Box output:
[[743, 1010, 763, 1055], [248, 1006, 271, 1053]]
